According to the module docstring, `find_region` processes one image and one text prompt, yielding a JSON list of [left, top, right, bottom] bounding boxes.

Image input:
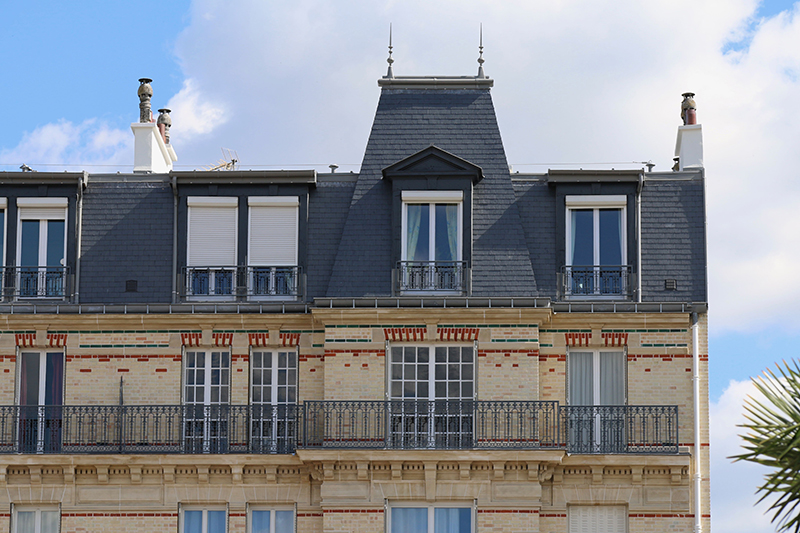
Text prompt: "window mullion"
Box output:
[[429, 203, 436, 262], [428, 506, 435, 533]]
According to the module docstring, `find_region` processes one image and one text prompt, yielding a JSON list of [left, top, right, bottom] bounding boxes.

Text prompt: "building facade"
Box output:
[[0, 73, 709, 533]]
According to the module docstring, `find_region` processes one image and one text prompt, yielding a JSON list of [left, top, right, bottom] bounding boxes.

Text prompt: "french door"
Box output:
[[388, 345, 474, 449], [184, 350, 230, 453], [18, 352, 64, 453], [250, 350, 297, 453]]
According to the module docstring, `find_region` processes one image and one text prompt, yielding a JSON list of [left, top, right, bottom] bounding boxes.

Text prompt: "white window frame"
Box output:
[[387, 344, 476, 401], [186, 197, 238, 299], [568, 504, 627, 533], [401, 191, 464, 263], [566, 348, 627, 407], [12, 505, 61, 533], [250, 349, 298, 405], [182, 348, 232, 453], [247, 505, 295, 533], [246, 197, 300, 300], [387, 502, 475, 533], [565, 195, 627, 267], [180, 506, 228, 533]]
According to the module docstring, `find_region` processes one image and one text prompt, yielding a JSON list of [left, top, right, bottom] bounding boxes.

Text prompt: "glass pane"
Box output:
[[183, 510, 202, 533], [404, 347, 416, 363], [434, 507, 471, 533], [253, 352, 262, 368], [279, 352, 287, 367], [435, 347, 447, 363], [462, 364, 473, 381], [404, 366, 415, 380], [569, 352, 594, 406], [253, 370, 262, 386], [251, 510, 270, 533], [392, 364, 402, 379], [275, 511, 294, 533], [208, 510, 226, 533], [404, 383, 416, 398], [20, 353, 40, 405], [417, 382, 428, 398], [392, 508, 427, 533], [46, 220, 65, 266], [599, 209, 623, 265], [418, 364, 429, 381], [20, 220, 40, 266], [253, 388, 261, 402], [570, 209, 593, 265], [392, 347, 402, 362], [435, 203, 459, 261], [41, 511, 60, 533], [392, 382, 402, 398], [461, 348, 473, 363], [448, 347, 459, 362], [600, 352, 626, 405], [45, 352, 63, 406], [16, 511, 35, 533], [406, 204, 430, 262], [461, 382, 473, 398], [418, 347, 429, 364]]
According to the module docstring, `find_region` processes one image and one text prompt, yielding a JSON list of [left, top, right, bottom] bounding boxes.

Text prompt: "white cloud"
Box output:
[[0, 119, 131, 172], [166, 78, 227, 141], [710, 378, 778, 533]]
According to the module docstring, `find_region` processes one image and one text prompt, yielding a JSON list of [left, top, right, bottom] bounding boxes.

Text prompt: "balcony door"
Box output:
[[17, 199, 67, 298], [388, 345, 474, 449], [250, 350, 297, 453], [567, 350, 626, 453], [186, 197, 238, 298], [247, 197, 299, 299], [18, 352, 63, 453], [183, 350, 230, 453]]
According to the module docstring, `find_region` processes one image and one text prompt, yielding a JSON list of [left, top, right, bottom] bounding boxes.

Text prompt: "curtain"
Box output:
[[41, 511, 59, 533], [434, 508, 471, 533], [435, 204, 458, 262], [45, 353, 63, 406], [599, 209, 622, 265], [275, 511, 294, 533], [568, 352, 593, 406], [406, 204, 424, 262], [391, 508, 427, 533], [251, 511, 269, 533], [599, 352, 625, 405], [183, 511, 202, 533], [207, 510, 226, 533]]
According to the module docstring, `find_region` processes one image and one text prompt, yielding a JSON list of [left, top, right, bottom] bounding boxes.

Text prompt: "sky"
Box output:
[[2, 0, 800, 530]]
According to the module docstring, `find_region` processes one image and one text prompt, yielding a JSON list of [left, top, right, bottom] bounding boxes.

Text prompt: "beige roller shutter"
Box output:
[[187, 201, 237, 266], [569, 505, 627, 533], [248, 197, 298, 266]]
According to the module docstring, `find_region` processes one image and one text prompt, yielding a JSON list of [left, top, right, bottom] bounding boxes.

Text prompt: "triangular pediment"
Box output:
[[382, 146, 483, 183]]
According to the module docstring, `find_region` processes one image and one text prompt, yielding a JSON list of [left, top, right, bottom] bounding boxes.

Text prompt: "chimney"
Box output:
[[132, 78, 177, 173], [674, 92, 703, 171]]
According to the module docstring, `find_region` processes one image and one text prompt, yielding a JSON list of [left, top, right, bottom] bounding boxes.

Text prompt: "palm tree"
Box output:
[[735, 360, 800, 533]]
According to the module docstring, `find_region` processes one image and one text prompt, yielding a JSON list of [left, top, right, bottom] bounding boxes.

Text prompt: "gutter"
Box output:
[[171, 175, 178, 304], [692, 311, 702, 533], [637, 171, 643, 303], [74, 172, 88, 304]]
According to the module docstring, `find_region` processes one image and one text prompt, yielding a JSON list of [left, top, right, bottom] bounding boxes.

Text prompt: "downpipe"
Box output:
[[692, 311, 702, 533]]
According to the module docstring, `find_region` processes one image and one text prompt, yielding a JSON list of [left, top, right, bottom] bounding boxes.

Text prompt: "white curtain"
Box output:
[[392, 508, 427, 532], [406, 205, 424, 261], [434, 508, 471, 533], [568, 352, 593, 405], [184, 511, 202, 533], [599, 352, 625, 405]]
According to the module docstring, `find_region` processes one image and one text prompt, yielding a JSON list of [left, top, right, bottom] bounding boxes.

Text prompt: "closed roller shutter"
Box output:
[[249, 205, 298, 266], [569, 505, 627, 533], [188, 205, 237, 266]]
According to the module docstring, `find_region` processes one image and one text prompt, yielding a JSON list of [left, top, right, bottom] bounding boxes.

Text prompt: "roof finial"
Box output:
[[477, 24, 485, 78], [385, 23, 394, 79]]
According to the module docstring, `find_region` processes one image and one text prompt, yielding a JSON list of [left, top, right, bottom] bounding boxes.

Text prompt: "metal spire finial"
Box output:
[[477, 24, 485, 78], [386, 23, 394, 79]]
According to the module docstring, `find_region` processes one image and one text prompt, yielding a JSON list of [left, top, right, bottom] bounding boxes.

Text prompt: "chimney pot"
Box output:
[[138, 78, 154, 123], [157, 108, 172, 144], [681, 92, 697, 125]]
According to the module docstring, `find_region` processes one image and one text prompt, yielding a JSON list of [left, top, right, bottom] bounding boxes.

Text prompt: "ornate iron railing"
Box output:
[[180, 266, 301, 299], [1, 266, 71, 300], [0, 405, 299, 455], [302, 400, 560, 450], [559, 405, 678, 454], [396, 261, 469, 293], [0, 403, 677, 454], [560, 265, 633, 298]]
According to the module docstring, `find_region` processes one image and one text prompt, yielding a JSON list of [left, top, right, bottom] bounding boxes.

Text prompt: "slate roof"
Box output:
[[80, 177, 174, 304], [325, 86, 538, 297], [512, 178, 558, 297]]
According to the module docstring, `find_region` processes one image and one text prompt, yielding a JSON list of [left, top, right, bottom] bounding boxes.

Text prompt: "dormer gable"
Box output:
[[382, 145, 483, 183]]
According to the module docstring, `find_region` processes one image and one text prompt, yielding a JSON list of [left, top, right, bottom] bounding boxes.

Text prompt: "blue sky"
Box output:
[[2, 0, 800, 530]]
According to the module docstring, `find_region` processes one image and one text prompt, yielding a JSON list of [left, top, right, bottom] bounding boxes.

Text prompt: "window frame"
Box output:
[[247, 505, 295, 533], [246, 197, 300, 300], [180, 506, 228, 533], [387, 502, 475, 533], [401, 191, 464, 264], [566, 348, 627, 407], [386, 343, 476, 401], [12, 505, 61, 533], [249, 348, 298, 406], [564, 195, 627, 268]]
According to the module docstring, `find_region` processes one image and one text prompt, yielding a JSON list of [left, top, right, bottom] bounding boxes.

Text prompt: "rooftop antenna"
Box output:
[[204, 148, 239, 171], [385, 23, 394, 78], [477, 24, 485, 78]]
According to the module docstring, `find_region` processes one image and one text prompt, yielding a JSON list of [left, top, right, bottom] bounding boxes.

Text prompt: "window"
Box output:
[[249, 508, 294, 533], [388, 345, 474, 448], [17, 351, 64, 453], [389, 504, 473, 533], [567, 350, 626, 453], [186, 197, 238, 297], [183, 349, 230, 453], [565, 195, 628, 297], [13, 507, 60, 533], [17, 198, 67, 298], [400, 191, 464, 292], [250, 350, 298, 453], [568, 505, 627, 533], [247, 197, 299, 298], [182, 508, 226, 533]]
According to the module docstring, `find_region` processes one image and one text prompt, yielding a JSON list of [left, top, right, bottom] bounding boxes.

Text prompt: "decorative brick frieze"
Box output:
[[565, 332, 591, 346], [602, 332, 628, 347], [15, 333, 36, 347], [180, 332, 202, 346], [383, 327, 426, 342], [280, 332, 301, 346], [212, 332, 233, 346], [248, 332, 269, 346], [438, 327, 479, 341]]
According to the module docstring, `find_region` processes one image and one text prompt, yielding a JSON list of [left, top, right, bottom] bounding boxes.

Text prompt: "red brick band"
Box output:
[[438, 327, 479, 341], [565, 332, 591, 346]]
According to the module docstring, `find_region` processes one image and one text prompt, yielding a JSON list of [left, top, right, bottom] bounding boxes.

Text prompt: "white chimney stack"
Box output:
[[132, 78, 177, 173], [674, 92, 703, 171]]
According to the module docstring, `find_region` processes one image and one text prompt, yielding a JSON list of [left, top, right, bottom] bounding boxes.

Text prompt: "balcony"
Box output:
[[0, 402, 677, 455], [180, 266, 302, 300], [559, 265, 634, 299], [395, 261, 469, 295], [1, 266, 71, 300], [560, 405, 679, 454]]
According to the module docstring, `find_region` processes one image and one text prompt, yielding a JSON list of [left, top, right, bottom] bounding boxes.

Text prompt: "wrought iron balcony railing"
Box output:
[[395, 261, 469, 294], [180, 266, 301, 300], [1, 266, 71, 300], [559, 405, 679, 454], [302, 400, 559, 450], [559, 265, 634, 299], [0, 403, 677, 455]]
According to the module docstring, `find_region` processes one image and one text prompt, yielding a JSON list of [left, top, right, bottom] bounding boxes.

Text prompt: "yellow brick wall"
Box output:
[[298, 512, 323, 533], [60, 512, 177, 533], [65, 356, 181, 405], [299, 355, 324, 402], [323, 509, 384, 533], [477, 350, 539, 401], [323, 351, 385, 401], [477, 509, 539, 532], [538, 355, 566, 403], [0, 357, 15, 403]]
